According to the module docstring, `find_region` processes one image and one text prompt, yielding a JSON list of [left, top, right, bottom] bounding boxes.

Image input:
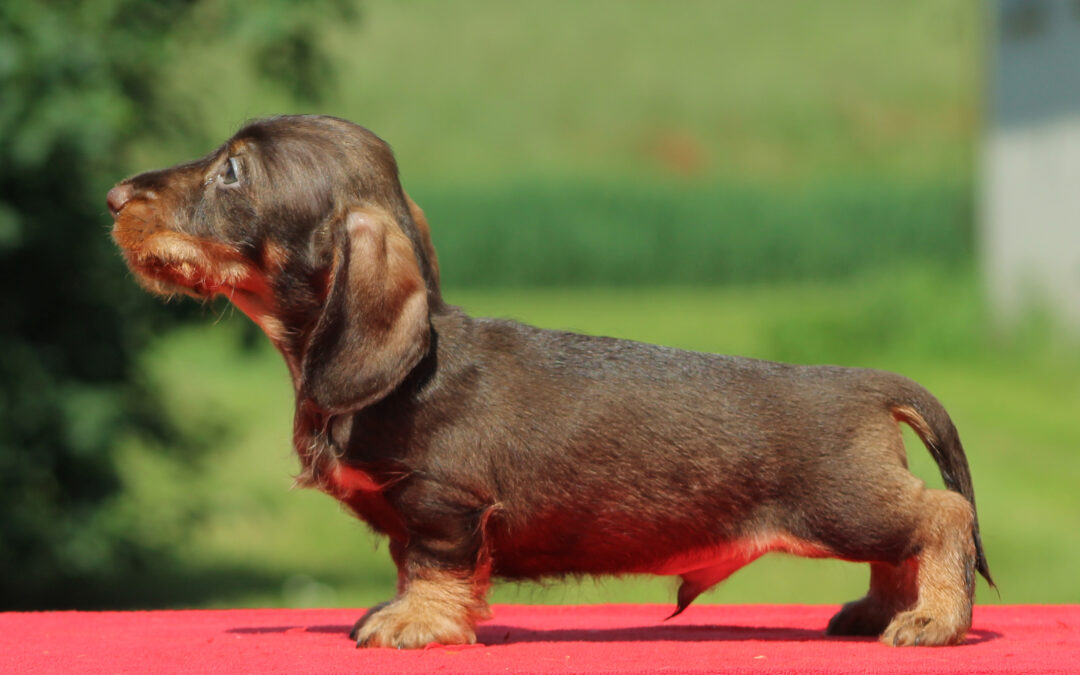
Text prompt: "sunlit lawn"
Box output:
[[115, 269, 1080, 611], [155, 0, 980, 185]]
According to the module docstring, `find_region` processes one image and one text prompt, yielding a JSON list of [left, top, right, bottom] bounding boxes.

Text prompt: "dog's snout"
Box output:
[[107, 183, 135, 216]]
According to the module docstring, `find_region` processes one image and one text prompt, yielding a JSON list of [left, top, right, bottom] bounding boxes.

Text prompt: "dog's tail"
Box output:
[[891, 387, 995, 589]]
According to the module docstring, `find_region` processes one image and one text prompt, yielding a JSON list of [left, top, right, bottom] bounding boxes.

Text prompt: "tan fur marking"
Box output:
[[347, 208, 426, 331], [256, 313, 287, 343], [228, 289, 284, 343], [260, 241, 291, 273], [115, 211, 283, 341], [353, 569, 491, 648], [893, 405, 937, 447], [116, 226, 266, 298]]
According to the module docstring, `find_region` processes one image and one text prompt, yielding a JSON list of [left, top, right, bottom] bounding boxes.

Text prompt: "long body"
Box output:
[[324, 309, 985, 595]]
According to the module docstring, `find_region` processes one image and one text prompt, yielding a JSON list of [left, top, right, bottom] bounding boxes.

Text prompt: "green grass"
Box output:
[[109, 269, 1080, 610]]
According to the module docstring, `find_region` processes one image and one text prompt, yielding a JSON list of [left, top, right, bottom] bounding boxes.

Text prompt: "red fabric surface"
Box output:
[[1, 604, 1077, 674]]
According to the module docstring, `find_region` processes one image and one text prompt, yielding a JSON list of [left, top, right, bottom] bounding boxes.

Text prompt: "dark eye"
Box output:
[[221, 157, 240, 185]]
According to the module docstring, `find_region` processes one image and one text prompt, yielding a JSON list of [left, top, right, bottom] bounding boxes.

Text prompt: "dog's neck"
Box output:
[[285, 306, 459, 488]]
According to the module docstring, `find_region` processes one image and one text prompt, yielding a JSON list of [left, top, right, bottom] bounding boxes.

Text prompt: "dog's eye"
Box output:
[[221, 157, 240, 185]]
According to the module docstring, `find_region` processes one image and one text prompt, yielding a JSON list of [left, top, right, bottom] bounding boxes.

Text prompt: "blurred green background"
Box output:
[[2, 0, 1077, 612]]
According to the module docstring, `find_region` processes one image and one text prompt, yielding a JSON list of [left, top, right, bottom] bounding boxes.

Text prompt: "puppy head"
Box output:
[[110, 115, 440, 413]]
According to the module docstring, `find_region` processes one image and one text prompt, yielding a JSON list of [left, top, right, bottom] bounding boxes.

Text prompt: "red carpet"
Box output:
[[2, 604, 1077, 674]]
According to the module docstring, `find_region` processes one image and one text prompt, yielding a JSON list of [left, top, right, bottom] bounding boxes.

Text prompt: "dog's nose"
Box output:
[[107, 184, 135, 216]]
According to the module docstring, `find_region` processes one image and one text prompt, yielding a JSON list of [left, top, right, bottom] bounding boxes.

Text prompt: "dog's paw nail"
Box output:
[[356, 634, 374, 649]]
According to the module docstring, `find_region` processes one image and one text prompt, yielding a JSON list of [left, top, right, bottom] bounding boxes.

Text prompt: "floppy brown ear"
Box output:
[[300, 207, 430, 414], [404, 191, 440, 290]]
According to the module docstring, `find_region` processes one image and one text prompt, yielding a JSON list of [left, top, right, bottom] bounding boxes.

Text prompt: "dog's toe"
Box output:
[[881, 610, 966, 647], [350, 601, 392, 642]]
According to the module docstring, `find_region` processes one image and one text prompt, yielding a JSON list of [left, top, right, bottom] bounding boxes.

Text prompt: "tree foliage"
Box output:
[[0, 0, 357, 608]]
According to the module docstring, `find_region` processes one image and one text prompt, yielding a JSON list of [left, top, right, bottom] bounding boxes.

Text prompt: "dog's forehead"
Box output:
[[229, 116, 384, 154], [225, 116, 397, 185]]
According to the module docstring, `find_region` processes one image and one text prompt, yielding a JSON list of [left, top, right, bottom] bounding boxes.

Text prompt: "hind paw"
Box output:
[[826, 597, 893, 637]]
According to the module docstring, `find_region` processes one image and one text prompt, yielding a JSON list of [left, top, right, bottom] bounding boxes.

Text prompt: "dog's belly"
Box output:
[[644, 533, 832, 576], [490, 528, 830, 580]]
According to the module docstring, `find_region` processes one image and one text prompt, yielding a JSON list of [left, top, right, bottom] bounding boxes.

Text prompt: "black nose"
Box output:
[[107, 184, 134, 216]]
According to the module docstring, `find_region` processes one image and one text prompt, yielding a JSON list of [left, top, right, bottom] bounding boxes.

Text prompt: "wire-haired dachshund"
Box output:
[[109, 115, 993, 648]]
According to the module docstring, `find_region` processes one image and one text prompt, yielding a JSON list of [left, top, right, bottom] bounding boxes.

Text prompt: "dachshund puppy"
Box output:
[[109, 115, 993, 649]]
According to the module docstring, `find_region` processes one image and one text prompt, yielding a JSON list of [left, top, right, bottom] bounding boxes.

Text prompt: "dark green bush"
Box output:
[[0, 0, 356, 609]]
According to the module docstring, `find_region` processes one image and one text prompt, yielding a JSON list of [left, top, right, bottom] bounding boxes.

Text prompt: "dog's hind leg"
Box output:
[[878, 488, 976, 646], [821, 481, 977, 646]]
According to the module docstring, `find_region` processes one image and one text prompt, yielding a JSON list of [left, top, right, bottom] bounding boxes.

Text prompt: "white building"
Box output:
[[983, 0, 1080, 332]]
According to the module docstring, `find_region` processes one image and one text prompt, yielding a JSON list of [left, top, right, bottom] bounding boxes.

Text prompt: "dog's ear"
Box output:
[[404, 191, 440, 291], [300, 207, 430, 414]]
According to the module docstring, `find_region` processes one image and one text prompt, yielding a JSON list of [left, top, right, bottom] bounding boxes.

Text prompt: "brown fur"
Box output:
[[108, 115, 993, 649]]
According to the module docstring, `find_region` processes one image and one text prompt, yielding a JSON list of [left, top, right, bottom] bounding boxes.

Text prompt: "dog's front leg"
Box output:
[[350, 563, 491, 648], [350, 491, 494, 649]]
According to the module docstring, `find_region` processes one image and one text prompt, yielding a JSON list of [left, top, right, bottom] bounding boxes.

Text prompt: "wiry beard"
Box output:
[[124, 253, 216, 300], [130, 268, 212, 300]]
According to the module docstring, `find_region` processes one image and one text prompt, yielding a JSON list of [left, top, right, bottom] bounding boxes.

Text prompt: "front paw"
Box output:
[[881, 610, 966, 647], [351, 593, 478, 649], [349, 601, 390, 642]]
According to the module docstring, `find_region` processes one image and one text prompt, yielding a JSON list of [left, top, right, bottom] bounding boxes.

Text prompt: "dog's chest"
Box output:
[[322, 460, 383, 497], [291, 413, 385, 495], [292, 424, 408, 539]]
